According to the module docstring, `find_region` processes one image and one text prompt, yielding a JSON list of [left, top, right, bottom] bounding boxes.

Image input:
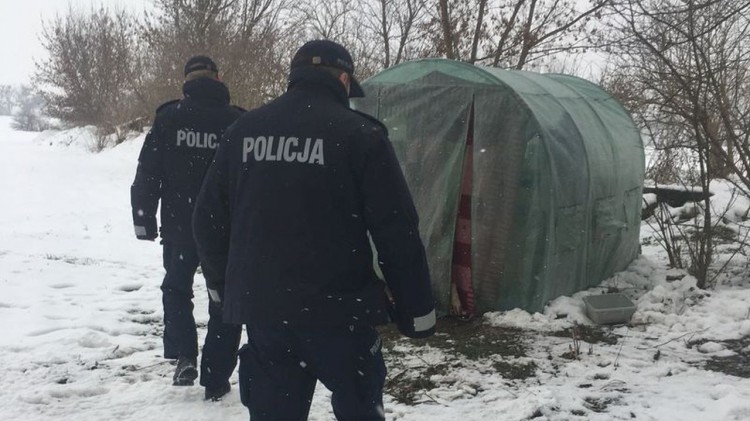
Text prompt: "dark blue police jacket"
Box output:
[[131, 77, 244, 244], [193, 67, 436, 338]]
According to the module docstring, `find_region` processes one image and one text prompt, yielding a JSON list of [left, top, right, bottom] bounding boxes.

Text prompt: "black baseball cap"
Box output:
[[184, 55, 218, 77], [290, 40, 364, 98]]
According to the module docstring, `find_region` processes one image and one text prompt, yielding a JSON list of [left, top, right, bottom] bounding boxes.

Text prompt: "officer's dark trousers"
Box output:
[[161, 241, 242, 389], [238, 323, 386, 421]]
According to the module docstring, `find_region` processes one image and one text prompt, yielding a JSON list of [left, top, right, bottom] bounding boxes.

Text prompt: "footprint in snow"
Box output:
[[49, 283, 75, 289], [118, 284, 143, 292]]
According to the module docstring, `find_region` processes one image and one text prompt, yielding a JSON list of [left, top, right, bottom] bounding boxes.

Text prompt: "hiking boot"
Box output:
[[172, 356, 198, 386], [204, 381, 231, 401]]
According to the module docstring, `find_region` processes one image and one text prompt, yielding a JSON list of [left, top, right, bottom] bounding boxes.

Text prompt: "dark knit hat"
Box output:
[[184, 56, 218, 77], [290, 40, 364, 97]]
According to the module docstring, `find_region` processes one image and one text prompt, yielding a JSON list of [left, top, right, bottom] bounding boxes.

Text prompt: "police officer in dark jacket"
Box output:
[[193, 40, 436, 420], [131, 56, 243, 400]]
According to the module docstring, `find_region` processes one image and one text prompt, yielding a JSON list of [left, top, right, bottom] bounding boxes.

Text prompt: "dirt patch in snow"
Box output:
[[689, 336, 750, 378], [379, 317, 533, 404]]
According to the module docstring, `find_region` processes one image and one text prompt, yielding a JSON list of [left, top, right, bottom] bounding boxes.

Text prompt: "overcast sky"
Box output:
[[0, 0, 151, 86]]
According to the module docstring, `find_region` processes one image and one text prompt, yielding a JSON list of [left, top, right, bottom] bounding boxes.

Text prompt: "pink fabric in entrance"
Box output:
[[451, 124, 475, 316]]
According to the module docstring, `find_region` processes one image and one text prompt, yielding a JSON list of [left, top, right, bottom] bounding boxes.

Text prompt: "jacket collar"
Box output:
[[182, 77, 230, 105], [287, 67, 350, 107]]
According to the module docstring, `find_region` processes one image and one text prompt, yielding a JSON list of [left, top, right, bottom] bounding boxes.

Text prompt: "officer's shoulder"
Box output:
[[155, 99, 180, 115], [349, 109, 388, 137]]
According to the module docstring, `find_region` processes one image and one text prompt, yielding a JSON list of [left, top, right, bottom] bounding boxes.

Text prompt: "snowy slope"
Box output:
[[0, 116, 749, 420]]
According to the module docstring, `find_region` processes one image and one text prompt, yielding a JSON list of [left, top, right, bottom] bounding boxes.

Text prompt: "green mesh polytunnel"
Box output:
[[352, 59, 645, 315]]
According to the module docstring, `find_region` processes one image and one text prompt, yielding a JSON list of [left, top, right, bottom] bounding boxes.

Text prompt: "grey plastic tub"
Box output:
[[583, 293, 636, 325]]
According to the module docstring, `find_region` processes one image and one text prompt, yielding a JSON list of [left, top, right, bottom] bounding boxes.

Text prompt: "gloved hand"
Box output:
[[134, 216, 158, 241], [207, 286, 224, 309], [396, 308, 436, 339]]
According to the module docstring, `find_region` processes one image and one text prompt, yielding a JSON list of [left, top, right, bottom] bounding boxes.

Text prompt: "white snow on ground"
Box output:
[[1, 115, 749, 420]]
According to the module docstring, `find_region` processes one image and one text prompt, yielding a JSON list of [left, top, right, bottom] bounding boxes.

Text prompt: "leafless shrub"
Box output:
[[11, 86, 51, 132], [0, 85, 18, 116], [35, 6, 142, 134], [141, 0, 291, 110]]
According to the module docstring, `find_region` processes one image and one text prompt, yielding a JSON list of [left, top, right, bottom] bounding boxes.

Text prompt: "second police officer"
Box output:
[[130, 56, 244, 401]]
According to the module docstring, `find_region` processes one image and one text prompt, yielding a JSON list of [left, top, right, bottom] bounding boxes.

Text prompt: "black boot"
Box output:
[[204, 381, 231, 401], [173, 356, 198, 386]]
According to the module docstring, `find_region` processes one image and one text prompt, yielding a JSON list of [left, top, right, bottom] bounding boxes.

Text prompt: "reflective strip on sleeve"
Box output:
[[134, 225, 147, 237], [413, 309, 436, 332], [208, 288, 222, 303]]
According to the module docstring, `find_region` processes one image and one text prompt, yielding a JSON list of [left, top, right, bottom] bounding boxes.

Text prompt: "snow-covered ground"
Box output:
[[1, 116, 748, 420]]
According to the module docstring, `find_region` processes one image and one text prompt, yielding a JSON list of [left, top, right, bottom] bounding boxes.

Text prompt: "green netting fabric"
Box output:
[[353, 59, 644, 314]]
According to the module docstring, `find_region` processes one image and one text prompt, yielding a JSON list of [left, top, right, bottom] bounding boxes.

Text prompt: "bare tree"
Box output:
[[426, 0, 609, 69], [358, 0, 428, 68], [141, 0, 291, 110], [141, 0, 241, 104], [222, 0, 293, 106], [603, 0, 750, 287], [34, 1, 291, 131], [288, 0, 382, 77]]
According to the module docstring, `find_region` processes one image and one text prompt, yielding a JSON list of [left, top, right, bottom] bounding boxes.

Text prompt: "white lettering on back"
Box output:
[[283, 137, 298, 162], [243, 137, 255, 163], [176, 129, 219, 150], [177, 130, 186, 146], [254, 136, 267, 161], [242, 135, 325, 166], [309, 138, 324, 165]]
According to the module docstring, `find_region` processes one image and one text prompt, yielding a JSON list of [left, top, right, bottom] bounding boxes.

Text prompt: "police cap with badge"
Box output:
[[289, 40, 365, 98]]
